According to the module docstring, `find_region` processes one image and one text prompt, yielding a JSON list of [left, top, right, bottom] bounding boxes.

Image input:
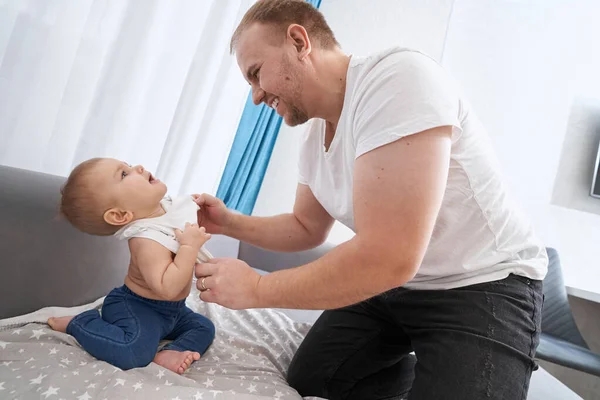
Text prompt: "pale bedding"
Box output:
[[0, 280, 325, 400]]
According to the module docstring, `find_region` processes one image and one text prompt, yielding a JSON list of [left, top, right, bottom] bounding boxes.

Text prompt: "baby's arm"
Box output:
[[130, 223, 211, 300]]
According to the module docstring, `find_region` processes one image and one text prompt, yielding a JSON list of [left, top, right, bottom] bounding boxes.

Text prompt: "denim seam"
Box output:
[[521, 281, 538, 400]]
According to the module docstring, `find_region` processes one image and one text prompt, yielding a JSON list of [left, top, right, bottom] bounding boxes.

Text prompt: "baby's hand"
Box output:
[[175, 223, 211, 250]]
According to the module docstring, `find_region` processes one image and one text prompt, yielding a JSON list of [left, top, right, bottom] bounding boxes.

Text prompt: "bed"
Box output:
[[0, 165, 582, 399], [0, 277, 325, 399]]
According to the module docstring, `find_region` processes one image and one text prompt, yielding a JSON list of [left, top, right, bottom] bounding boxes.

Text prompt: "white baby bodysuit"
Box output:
[[114, 195, 213, 263]]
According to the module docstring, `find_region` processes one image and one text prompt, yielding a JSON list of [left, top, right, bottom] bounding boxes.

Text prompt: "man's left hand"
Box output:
[[195, 258, 263, 309]]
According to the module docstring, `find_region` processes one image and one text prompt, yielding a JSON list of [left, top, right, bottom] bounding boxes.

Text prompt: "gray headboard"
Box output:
[[0, 165, 130, 319]]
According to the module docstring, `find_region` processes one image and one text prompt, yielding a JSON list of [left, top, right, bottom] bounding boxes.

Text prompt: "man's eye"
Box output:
[[254, 69, 260, 79], [121, 171, 128, 179]]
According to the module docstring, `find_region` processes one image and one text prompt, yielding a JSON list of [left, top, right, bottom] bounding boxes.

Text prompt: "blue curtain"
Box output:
[[216, 0, 322, 215]]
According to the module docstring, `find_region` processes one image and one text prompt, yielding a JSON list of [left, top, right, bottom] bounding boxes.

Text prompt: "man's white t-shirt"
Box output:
[[298, 47, 548, 290]]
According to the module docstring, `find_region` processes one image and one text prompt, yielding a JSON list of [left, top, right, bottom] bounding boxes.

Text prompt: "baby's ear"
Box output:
[[103, 208, 134, 227]]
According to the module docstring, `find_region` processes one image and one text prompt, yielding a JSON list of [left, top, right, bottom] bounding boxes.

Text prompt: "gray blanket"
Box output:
[[0, 284, 325, 400]]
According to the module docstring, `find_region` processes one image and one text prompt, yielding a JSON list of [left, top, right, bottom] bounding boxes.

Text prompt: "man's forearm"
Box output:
[[224, 213, 324, 252], [255, 237, 418, 310]]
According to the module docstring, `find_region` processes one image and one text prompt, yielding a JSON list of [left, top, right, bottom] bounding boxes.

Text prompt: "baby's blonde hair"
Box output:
[[60, 158, 119, 236]]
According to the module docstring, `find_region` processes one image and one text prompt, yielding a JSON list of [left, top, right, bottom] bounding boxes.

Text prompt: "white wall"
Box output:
[[253, 0, 600, 298]]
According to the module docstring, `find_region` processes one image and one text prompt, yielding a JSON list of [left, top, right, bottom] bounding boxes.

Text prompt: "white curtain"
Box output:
[[0, 0, 253, 195]]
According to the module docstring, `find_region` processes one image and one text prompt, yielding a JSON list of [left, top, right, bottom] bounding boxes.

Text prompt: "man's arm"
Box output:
[[131, 238, 199, 300], [223, 184, 335, 252], [255, 126, 452, 309]]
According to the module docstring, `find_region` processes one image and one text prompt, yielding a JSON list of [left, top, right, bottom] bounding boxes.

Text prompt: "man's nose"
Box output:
[[133, 165, 144, 174], [251, 85, 265, 106]]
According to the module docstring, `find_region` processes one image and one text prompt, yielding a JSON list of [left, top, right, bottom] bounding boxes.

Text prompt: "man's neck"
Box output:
[[307, 49, 351, 128]]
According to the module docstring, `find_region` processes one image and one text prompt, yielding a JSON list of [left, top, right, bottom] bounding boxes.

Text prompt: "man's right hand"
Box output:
[[192, 194, 233, 235]]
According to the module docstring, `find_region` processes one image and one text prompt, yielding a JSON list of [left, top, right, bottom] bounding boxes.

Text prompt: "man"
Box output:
[[194, 0, 548, 399]]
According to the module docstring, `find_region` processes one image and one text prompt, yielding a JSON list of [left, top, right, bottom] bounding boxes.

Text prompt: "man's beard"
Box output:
[[286, 103, 309, 127], [280, 53, 309, 127]]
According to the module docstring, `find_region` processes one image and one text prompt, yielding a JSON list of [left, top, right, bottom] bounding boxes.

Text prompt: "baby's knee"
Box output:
[[107, 346, 155, 371]]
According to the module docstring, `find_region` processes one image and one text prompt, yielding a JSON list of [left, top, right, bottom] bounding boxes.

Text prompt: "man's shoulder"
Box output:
[[352, 47, 437, 78]]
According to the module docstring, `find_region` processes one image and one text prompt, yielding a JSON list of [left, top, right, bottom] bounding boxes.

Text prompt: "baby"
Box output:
[[47, 157, 215, 374]]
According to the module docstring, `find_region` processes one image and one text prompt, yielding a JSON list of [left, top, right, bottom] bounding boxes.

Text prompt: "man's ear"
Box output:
[[287, 24, 312, 60], [103, 208, 134, 227]]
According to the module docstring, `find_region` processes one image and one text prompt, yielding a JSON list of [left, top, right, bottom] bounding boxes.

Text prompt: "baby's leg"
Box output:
[[157, 306, 215, 374], [54, 289, 163, 370]]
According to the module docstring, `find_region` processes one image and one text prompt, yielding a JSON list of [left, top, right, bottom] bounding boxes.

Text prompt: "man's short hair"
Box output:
[[230, 0, 340, 54]]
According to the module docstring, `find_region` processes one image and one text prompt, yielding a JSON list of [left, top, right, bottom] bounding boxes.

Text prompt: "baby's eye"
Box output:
[[121, 171, 128, 179]]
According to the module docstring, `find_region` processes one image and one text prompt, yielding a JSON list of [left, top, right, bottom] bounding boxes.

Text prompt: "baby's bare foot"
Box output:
[[153, 350, 200, 374], [47, 316, 74, 333]]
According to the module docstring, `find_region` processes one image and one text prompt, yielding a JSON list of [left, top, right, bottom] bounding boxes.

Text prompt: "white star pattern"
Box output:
[[77, 391, 91, 400], [41, 386, 59, 398], [29, 373, 47, 385], [0, 302, 321, 399], [19, 348, 25, 353], [12, 329, 22, 335], [30, 329, 44, 339]]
